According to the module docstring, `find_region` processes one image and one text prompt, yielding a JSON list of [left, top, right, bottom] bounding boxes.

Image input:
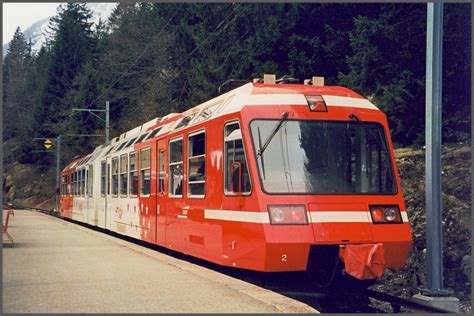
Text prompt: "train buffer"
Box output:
[[3, 209, 15, 247]]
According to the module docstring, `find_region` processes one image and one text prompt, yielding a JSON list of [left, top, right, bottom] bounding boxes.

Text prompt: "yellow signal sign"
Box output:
[[44, 139, 53, 150]]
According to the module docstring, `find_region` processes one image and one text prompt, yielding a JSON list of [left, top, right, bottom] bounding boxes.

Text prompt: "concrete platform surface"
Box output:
[[3, 210, 317, 313]]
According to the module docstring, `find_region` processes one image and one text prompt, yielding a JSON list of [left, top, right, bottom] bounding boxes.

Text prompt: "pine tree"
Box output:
[[3, 27, 33, 140], [37, 3, 95, 139], [339, 4, 426, 145]]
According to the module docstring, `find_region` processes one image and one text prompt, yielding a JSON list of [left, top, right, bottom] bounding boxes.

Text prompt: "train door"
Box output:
[[85, 167, 89, 224], [155, 139, 167, 246], [166, 136, 185, 249], [105, 158, 112, 230], [138, 146, 153, 242], [98, 160, 107, 229], [88, 164, 97, 225]]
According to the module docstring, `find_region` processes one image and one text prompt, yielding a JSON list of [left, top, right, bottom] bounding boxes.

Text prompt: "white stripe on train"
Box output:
[[204, 209, 409, 223], [221, 94, 380, 115]]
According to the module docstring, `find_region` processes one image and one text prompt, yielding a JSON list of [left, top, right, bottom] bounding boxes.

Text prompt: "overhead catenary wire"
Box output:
[[86, 3, 184, 108], [163, 4, 245, 104], [173, 3, 243, 70], [140, 4, 245, 105]]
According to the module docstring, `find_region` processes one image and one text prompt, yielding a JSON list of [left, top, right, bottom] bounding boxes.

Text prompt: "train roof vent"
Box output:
[[263, 74, 276, 84], [304, 76, 325, 86]]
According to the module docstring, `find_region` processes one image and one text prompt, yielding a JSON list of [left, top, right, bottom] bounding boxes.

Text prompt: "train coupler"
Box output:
[[339, 243, 385, 280]]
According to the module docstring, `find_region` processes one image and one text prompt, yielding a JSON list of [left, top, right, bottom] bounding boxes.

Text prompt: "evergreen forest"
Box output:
[[3, 2, 471, 170]]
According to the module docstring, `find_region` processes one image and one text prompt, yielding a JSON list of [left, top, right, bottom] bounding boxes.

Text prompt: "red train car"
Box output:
[[60, 75, 412, 282]]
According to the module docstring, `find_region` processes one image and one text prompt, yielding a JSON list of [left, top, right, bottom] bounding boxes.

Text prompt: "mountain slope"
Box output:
[[3, 3, 117, 56]]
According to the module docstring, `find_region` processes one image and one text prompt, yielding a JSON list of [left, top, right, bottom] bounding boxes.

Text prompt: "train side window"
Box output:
[[107, 163, 111, 195], [224, 122, 251, 194], [158, 149, 165, 194], [82, 169, 86, 196], [140, 147, 151, 196], [67, 174, 70, 195], [72, 172, 75, 196], [78, 170, 82, 196], [120, 154, 128, 197], [169, 137, 183, 197], [188, 131, 205, 197], [71, 172, 75, 195], [75, 172, 78, 196], [112, 157, 119, 196], [101, 161, 106, 196], [61, 175, 64, 195], [85, 169, 89, 196], [88, 165, 93, 197], [129, 151, 138, 196]]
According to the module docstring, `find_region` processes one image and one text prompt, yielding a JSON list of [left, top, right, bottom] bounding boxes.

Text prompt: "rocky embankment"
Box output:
[[371, 142, 471, 313]]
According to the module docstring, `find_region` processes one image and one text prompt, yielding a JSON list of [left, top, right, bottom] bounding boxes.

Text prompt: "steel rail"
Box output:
[[365, 289, 455, 313]]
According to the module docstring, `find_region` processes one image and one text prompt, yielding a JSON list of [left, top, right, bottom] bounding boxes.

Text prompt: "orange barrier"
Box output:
[[3, 210, 15, 246]]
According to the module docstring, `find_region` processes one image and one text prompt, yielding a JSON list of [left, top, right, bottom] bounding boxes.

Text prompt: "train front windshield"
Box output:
[[250, 120, 396, 194]]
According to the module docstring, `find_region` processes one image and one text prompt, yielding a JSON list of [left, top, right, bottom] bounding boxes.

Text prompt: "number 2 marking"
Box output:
[[281, 254, 288, 262]]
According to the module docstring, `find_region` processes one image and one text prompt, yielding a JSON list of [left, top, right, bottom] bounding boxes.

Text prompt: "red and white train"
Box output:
[[60, 75, 412, 282]]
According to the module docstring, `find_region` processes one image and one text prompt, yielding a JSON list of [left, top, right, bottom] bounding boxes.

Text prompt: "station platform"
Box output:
[[3, 210, 317, 313]]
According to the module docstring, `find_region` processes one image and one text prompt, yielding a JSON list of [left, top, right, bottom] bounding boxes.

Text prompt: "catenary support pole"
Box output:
[[106, 101, 110, 144], [412, 4, 459, 311], [425, 1, 445, 295], [55, 135, 61, 214]]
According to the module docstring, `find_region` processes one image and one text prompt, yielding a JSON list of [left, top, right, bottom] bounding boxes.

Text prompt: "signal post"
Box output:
[[34, 136, 61, 214]]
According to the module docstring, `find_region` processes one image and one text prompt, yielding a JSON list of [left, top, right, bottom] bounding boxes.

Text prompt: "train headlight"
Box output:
[[268, 205, 308, 225], [384, 208, 397, 222], [305, 95, 328, 112], [370, 205, 402, 224], [271, 208, 285, 223]]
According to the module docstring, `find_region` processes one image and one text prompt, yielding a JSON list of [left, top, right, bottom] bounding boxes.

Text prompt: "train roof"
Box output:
[[63, 80, 379, 172]]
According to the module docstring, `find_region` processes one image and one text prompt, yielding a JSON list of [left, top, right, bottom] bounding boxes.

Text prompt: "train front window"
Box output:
[[224, 122, 251, 194], [250, 120, 396, 194]]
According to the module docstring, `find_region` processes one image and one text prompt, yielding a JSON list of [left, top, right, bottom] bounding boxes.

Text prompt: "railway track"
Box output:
[[270, 286, 457, 313], [365, 289, 455, 313]]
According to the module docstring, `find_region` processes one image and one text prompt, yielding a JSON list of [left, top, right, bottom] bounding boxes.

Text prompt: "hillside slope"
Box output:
[[372, 142, 471, 312]]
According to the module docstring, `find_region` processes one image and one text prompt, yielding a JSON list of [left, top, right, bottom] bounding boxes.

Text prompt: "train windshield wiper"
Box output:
[[349, 113, 389, 153], [257, 111, 289, 157]]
